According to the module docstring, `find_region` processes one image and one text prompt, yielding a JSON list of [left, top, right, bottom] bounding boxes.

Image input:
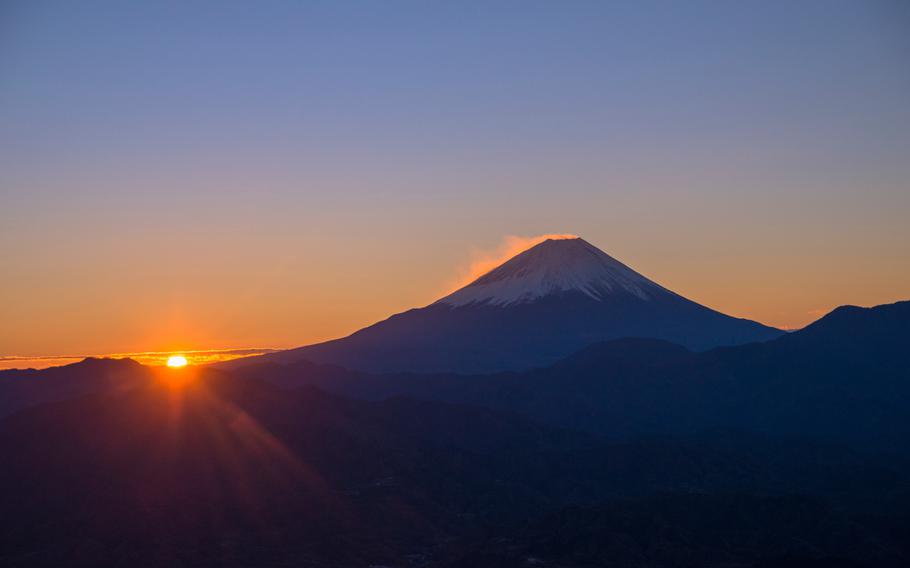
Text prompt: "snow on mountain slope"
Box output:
[[437, 237, 673, 307], [219, 235, 785, 373]]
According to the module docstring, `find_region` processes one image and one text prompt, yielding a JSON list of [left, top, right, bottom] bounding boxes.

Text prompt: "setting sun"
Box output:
[[166, 355, 188, 368]]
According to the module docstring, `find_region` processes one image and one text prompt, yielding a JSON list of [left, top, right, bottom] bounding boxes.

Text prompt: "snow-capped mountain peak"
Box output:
[[224, 235, 783, 374], [436, 237, 668, 307]]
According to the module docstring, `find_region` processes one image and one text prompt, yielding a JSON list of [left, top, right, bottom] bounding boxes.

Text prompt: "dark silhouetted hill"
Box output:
[[0, 357, 149, 416]]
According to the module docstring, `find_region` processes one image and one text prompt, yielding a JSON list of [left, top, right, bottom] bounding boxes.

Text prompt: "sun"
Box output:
[[166, 355, 188, 368]]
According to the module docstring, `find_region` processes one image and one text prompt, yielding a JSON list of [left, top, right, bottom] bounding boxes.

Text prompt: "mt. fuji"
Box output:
[[230, 237, 784, 373], [438, 237, 672, 307]]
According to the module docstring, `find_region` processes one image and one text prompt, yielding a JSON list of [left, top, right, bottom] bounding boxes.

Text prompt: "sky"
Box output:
[[2, 1, 909, 367]]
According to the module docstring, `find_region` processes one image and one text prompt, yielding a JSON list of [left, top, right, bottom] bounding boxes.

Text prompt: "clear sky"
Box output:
[[2, 1, 909, 365]]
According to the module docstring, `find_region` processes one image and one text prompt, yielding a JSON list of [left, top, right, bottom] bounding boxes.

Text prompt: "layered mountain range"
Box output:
[[1, 300, 908, 566], [2, 237, 907, 566]]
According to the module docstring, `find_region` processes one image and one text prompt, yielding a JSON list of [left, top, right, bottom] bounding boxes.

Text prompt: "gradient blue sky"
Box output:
[[2, 1, 909, 361]]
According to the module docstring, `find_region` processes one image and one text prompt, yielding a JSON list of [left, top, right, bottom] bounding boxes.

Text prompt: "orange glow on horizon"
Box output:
[[166, 355, 188, 368], [0, 347, 285, 371], [2, 231, 906, 372]]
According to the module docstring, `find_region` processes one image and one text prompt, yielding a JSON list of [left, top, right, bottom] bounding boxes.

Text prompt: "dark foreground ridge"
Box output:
[[1, 365, 909, 566]]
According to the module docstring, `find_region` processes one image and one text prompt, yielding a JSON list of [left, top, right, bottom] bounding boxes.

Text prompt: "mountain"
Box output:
[[228, 237, 783, 373], [234, 300, 910, 454], [0, 357, 149, 417]]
